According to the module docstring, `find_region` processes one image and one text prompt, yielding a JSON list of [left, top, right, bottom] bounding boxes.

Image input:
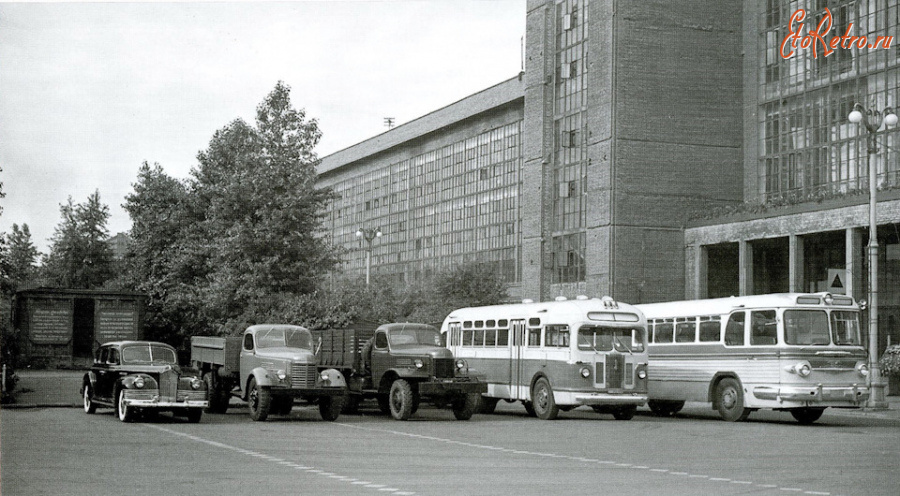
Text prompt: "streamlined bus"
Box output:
[[638, 293, 870, 423], [441, 296, 648, 420]]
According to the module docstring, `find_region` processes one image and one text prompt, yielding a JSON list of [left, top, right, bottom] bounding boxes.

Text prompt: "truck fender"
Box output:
[[317, 368, 347, 389], [249, 367, 279, 389]]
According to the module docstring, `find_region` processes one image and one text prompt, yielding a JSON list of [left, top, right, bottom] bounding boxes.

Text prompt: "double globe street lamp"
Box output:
[[356, 227, 382, 286], [848, 102, 897, 409]]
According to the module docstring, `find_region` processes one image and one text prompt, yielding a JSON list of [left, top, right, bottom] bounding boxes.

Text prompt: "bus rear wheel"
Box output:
[[531, 378, 559, 420], [790, 407, 825, 424], [715, 378, 751, 422]]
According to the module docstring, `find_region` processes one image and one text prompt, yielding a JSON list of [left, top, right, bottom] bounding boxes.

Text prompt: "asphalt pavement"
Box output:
[[4, 369, 900, 421]]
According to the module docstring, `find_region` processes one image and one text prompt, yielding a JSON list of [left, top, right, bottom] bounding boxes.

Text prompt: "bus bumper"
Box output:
[[562, 391, 647, 406], [752, 385, 869, 405]]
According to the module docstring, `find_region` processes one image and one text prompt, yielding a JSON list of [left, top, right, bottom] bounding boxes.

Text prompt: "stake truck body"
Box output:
[[314, 323, 486, 420], [191, 324, 347, 421]]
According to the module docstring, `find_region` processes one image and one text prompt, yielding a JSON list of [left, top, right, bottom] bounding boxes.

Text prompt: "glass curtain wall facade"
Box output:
[[759, 0, 900, 203], [551, 0, 589, 284], [327, 122, 523, 284]]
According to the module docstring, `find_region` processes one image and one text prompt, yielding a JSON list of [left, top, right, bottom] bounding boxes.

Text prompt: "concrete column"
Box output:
[[739, 240, 753, 296], [845, 227, 864, 301], [691, 244, 709, 300], [789, 234, 804, 293]]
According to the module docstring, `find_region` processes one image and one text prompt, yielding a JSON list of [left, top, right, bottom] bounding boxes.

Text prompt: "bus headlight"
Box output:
[[580, 367, 591, 379], [787, 362, 812, 377], [856, 362, 869, 378], [637, 368, 647, 380]]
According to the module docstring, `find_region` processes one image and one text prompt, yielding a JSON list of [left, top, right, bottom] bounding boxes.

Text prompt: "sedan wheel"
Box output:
[[83, 385, 96, 414], [117, 389, 135, 422]]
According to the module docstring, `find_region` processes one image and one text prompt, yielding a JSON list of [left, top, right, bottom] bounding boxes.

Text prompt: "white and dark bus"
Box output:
[[441, 296, 648, 420], [638, 293, 870, 423]]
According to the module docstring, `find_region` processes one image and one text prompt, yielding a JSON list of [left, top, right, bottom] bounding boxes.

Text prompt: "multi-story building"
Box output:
[[318, 0, 900, 352]]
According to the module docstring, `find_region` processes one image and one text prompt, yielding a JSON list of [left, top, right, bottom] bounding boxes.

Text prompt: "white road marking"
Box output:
[[147, 425, 416, 495]]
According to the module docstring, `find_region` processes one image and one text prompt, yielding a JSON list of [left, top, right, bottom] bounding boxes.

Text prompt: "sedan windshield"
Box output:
[[389, 327, 442, 347], [122, 345, 177, 365], [256, 328, 313, 349]]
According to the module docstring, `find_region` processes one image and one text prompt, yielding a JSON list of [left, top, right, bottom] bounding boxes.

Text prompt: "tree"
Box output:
[[123, 82, 343, 338], [41, 191, 114, 289], [5, 224, 40, 288]]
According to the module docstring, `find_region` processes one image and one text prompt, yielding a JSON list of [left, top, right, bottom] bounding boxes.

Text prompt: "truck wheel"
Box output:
[[452, 393, 480, 420], [531, 377, 559, 420], [648, 400, 685, 417], [204, 372, 229, 414], [184, 408, 202, 423], [389, 379, 415, 420], [479, 397, 499, 414], [716, 377, 751, 422], [319, 395, 345, 421], [248, 378, 272, 421]]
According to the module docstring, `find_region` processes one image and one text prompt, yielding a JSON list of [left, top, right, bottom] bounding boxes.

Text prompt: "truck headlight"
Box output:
[[414, 359, 424, 369], [276, 369, 287, 381], [455, 359, 467, 370], [321, 371, 330, 381], [191, 378, 203, 390], [134, 377, 145, 389]]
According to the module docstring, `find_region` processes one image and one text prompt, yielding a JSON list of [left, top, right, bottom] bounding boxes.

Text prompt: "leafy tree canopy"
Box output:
[[41, 191, 114, 289]]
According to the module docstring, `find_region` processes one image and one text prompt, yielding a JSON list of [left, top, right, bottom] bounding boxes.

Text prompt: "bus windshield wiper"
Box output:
[[613, 335, 633, 355]]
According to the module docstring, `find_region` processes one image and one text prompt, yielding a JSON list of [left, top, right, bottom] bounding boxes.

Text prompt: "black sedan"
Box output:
[[82, 341, 208, 422]]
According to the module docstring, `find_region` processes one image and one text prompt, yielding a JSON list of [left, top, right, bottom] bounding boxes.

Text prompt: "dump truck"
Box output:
[[314, 323, 485, 420], [191, 324, 347, 421]]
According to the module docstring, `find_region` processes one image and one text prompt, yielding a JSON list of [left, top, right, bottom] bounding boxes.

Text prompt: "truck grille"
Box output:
[[159, 369, 178, 401], [291, 363, 316, 389], [606, 354, 625, 389], [434, 358, 455, 379]]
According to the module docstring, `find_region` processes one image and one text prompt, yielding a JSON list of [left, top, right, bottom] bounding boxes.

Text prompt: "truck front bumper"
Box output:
[[419, 379, 487, 396]]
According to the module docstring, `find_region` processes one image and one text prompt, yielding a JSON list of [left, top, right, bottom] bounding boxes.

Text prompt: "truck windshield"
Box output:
[[577, 326, 645, 353], [257, 328, 313, 349], [389, 328, 442, 347], [122, 345, 177, 365]]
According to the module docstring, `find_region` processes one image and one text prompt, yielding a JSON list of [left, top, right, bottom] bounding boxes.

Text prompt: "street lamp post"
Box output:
[[356, 227, 382, 286], [848, 102, 897, 409]]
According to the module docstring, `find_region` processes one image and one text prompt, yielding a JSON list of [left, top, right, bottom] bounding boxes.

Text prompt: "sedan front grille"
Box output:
[[159, 369, 178, 401]]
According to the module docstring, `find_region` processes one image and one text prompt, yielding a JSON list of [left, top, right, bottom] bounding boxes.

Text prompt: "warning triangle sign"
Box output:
[[830, 273, 844, 289]]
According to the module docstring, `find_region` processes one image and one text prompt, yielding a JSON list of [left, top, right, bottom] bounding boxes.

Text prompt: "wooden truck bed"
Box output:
[[190, 336, 242, 372], [314, 329, 375, 371]]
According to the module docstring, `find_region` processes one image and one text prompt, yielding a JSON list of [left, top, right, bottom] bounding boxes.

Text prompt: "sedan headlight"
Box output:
[[190, 378, 203, 390], [134, 377, 145, 389], [856, 362, 869, 378]]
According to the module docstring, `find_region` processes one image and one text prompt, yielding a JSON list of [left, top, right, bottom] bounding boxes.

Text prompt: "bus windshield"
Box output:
[[577, 326, 644, 353], [831, 311, 862, 346], [389, 328, 442, 347]]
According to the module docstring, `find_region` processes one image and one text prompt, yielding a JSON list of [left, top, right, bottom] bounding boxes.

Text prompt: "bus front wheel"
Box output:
[[531, 378, 559, 420], [715, 378, 751, 422], [790, 407, 825, 424]]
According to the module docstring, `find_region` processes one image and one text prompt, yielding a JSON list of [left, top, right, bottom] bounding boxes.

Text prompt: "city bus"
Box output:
[[441, 296, 648, 420], [637, 292, 870, 423]]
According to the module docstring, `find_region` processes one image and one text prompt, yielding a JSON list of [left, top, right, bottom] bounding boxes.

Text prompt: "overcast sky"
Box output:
[[0, 1, 525, 253]]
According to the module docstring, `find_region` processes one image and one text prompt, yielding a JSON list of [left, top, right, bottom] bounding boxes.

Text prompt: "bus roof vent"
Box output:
[[522, 299, 534, 304], [576, 295, 589, 300], [600, 296, 619, 309], [555, 296, 568, 301]]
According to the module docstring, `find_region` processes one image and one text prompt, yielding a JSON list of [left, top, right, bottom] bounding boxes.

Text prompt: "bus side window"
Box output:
[[497, 328, 509, 346], [675, 319, 696, 343], [528, 327, 541, 347], [699, 319, 721, 342], [750, 310, 777, 345], [654, 321, 674, 343], [724, 312, 745, 346], [546, 325, 569, 347]]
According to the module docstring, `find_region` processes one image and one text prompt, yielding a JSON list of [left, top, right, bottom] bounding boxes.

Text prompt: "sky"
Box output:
[[0, 0, 526, 254]]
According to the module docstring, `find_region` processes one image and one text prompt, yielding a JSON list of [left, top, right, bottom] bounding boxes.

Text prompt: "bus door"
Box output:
[[510, 319, 527, 400]]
